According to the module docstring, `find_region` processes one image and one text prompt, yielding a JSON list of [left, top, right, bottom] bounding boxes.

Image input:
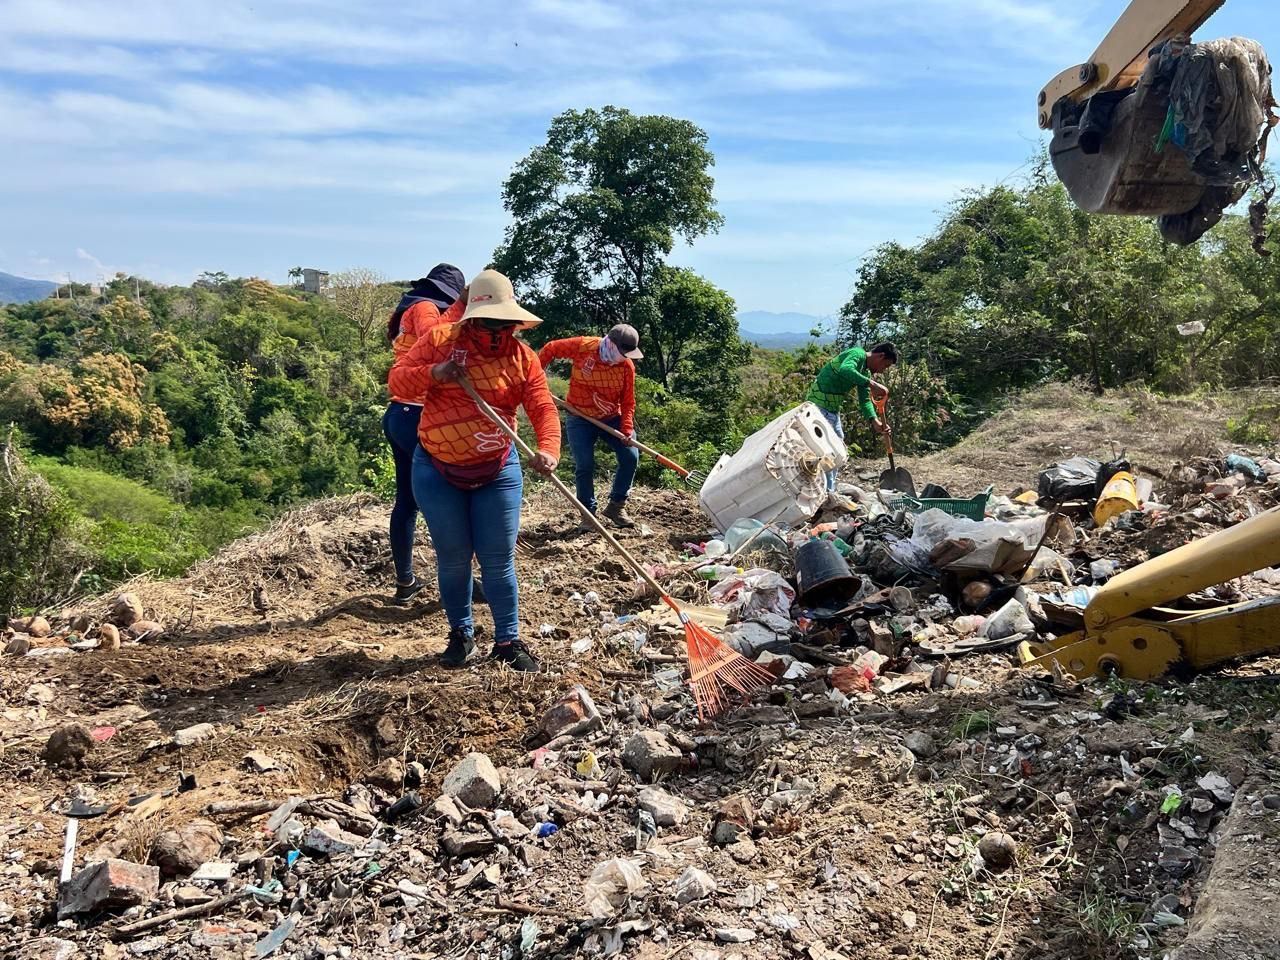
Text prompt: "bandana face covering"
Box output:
[[599, 336, 624, 364]]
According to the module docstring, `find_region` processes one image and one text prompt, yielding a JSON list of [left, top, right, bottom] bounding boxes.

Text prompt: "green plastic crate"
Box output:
[[887, 485, 993, 519]]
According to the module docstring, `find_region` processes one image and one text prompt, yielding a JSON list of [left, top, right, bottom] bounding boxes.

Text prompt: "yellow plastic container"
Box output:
[[1093, 471, 1140, 526]]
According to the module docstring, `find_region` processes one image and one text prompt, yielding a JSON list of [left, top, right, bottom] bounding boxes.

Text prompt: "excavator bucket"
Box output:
[[1050, 84, 1206, 219]]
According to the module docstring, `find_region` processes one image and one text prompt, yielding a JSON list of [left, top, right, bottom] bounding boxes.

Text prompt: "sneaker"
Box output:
[[490, 639, 541, 673], [573, 516, 597, 536], [441, 628, 476, 668], [603, 500, 636, 528], [393, 576, 425, 606]]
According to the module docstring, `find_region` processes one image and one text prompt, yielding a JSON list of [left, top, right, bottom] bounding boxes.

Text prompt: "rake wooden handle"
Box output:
[[457, 377, 675, 610], [552, 395, 691, 477]]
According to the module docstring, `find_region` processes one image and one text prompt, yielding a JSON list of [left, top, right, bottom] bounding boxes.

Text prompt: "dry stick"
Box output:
[[552, 395, 695, 480], [112, 890, 248, 939]]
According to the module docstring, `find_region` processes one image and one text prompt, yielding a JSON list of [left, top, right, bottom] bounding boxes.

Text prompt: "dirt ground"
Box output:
[[3, 386, 1280, 960]]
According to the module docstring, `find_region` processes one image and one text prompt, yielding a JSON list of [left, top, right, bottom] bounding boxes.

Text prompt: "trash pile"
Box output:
[[671, 444, 1280, 709]]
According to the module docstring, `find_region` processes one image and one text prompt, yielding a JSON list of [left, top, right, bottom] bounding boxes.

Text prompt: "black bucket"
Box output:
[[794, 539, 859, 607]]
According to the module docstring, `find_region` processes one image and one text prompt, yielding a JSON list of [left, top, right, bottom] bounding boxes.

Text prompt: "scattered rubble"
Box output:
[[3, 438, 1279, 958]]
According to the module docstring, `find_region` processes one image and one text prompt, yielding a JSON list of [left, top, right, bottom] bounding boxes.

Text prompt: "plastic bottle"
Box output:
[[697, 564, 739, 581]]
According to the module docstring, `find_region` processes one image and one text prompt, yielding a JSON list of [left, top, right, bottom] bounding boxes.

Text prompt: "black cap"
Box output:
[[607, 323, 643, 359]]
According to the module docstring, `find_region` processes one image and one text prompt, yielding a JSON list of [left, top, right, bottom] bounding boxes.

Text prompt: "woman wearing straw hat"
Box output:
[[388, 269, 560, 672]]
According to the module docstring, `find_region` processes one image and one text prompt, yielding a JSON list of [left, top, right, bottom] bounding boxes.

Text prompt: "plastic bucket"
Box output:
[[1093, 471, 1140, 526], [794, 539, 859, 607]]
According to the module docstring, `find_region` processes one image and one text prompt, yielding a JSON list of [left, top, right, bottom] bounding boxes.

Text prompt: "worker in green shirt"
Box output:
[[805, 342, 898, 491]]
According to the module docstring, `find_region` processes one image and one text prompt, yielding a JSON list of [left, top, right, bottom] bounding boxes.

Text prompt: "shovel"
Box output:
[[874, 394, 916, 496]]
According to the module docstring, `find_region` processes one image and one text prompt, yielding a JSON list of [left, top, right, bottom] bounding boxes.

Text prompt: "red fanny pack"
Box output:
[[432, 446, 512, 491]]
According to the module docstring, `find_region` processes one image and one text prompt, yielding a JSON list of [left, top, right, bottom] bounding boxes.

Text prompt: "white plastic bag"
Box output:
[[911, 509, 1046, 575], [583, 859, 646, 918], [982, 599, 1034, 640], [709, 568, 796, 619]]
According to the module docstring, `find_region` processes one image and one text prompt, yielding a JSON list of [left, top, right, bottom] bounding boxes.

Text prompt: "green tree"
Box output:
[[493, 106, 724, 334], [633, 266, 748, 401]]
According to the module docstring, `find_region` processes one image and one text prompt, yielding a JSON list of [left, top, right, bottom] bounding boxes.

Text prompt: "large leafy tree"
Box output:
[[493, 106, 724, 330]]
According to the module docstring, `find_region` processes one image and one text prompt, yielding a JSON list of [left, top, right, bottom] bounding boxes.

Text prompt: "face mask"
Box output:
[[473, 318, 516, 354], [599, 336, 623, 364]]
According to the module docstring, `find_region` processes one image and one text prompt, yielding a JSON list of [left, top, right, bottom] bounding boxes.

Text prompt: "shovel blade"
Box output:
[[880, 467, 917, 497]]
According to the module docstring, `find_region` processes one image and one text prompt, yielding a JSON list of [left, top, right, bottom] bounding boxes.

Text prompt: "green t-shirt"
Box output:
[[805, 347, 877, 419]]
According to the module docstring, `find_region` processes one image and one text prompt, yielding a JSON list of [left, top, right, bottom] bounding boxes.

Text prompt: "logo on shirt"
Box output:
[[450, 348, 469, 366], [582, 358, 596, 375], [474, 428, 506, 454]]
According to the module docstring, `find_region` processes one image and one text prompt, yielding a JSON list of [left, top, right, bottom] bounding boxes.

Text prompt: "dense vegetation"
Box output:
[[3, 109, 1277, 616]]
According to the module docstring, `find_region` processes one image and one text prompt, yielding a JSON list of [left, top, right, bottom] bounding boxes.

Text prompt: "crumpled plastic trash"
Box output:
[[583, 858, 646, 918], [911, 509, 1047, 576], [1226, 454, 1268, 483], [709, 568, 796, 619], [982, 598, 1035, 640]]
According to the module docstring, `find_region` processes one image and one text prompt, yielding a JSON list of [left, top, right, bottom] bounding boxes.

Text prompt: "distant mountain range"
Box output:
[[0, 272, 58, 305], [737, 310, 835, 349]]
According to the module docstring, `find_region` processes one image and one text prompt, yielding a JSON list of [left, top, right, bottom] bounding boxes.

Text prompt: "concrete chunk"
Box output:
[[58, 858, 159, 918], [442, 752, 501, 808]]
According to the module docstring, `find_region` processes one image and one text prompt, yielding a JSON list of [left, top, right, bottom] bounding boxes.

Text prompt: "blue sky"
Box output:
[[1, 0, 1275, 320]]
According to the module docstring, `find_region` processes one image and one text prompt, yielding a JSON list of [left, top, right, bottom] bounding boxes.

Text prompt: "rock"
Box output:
[[152, 819, 223, 877], [58, 858, 159, 918], [366, 757, 405, 793], [978, 831, 1018, 870], [728, 837, 759, 864], [538, 684, 602, 741], [441, 829, 498, 858], [42, 724, 94, 767], [70, 613, 93, 634], [867, 620, 896, 656], [715, 928, 756, 943], [904, 731, 938, 759], [173, 723, 217, 747], [126, 620, 165, 641], [622, 730, 683, 782], [25, 682, 56, 705], [901, 910, 918, 930], [302, 820, 364, 857], [675, 867, 717, 904], [110, 593, 145, 628], [1196, 772, 1236, 805], [442, 752, 501, 808], [14, 615, 52, 638], [99, 623, 121, 651], [712, 795, 754, 846], [243, 751, 279, 774], [175, 885, 214, 907], [430, 795, 465, 826], [638, 787, 690, 827], [190, 861, 235, 882], [5, 634, 31, 656]]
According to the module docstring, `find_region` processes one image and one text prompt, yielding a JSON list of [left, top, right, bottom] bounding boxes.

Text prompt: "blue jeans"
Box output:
[[565, 414, 640, 514], [383, 403, 423, 583], [820, 408, 844, 491], [412, 447, 522, 644]]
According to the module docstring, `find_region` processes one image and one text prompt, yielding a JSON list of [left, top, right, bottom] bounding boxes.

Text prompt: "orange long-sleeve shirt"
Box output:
[[388, 322, 561, 466], [537, 336, 637, 435], [388, 298, 465, 404]]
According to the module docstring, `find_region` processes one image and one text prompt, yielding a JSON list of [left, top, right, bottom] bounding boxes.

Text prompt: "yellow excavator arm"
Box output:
[[1020, 506, 1280, 680], [1037, 0, 1227, 129]]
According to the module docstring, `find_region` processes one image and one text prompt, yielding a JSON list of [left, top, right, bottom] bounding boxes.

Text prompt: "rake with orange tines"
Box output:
[[458, 377, 772, 720]]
